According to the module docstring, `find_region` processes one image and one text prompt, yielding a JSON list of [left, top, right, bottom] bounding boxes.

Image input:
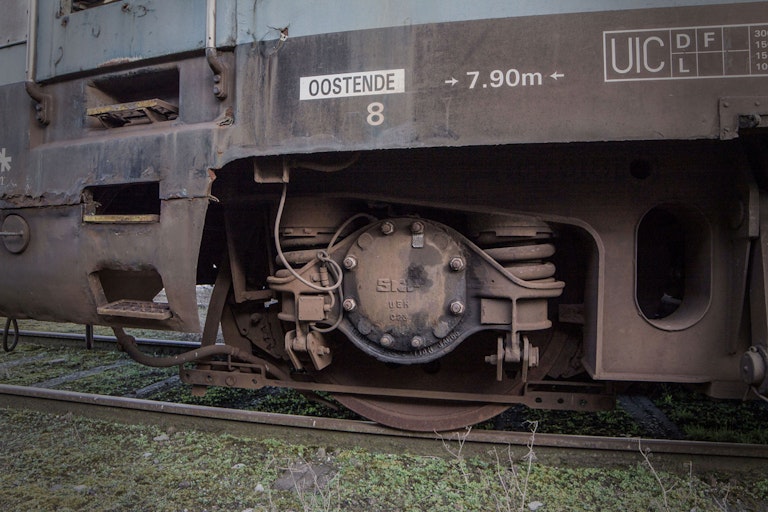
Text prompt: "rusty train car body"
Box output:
[[2, 0, 768, 431]]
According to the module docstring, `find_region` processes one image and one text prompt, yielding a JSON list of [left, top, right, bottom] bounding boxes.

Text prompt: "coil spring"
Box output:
[[471, 215, 557, 283], [484, 242, 556, 282]]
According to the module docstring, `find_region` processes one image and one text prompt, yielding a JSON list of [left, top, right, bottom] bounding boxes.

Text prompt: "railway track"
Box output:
[[2, 328, 768, 474], [1, 382, 766, 474], [2, 327, 200, 352], [2, 328, 768, 473]]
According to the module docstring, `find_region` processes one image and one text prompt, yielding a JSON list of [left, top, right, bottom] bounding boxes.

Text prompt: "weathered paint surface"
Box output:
[[32, 0, 767, 80], [244, 3, 768, 155], [1, 2, 761, 209]]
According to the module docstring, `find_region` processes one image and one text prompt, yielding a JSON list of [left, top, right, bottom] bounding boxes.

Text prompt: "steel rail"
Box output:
[[0, 383, 766, 472], [0, 329, 200, 350]]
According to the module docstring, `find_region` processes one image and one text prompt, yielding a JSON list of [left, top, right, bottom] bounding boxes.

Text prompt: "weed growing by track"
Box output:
[[4, 341, 768, 443], [1, 408, 767, 511], [653, 384, 768, 444]]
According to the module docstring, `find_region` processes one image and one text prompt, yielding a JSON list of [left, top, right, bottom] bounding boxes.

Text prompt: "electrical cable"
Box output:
[[271, 182, 378, 333]]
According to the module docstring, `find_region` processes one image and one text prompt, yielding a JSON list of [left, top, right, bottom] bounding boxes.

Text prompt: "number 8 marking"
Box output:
[[367, 102, 385, 126]]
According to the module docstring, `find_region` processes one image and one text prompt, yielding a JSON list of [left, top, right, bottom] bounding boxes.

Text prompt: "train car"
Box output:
[[1, 0, 768, 431]]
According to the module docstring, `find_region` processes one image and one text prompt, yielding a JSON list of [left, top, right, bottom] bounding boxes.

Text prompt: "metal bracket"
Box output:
[[206, 48, 229, 100], [26, 1, 52, 125], [719, 97, 768, 140], [486, 333, 538, 382], [25, 82, 53, 126], [284, 329, 332, 371], [205, 0, 229, 100], [254, 157, 290, 184], [87, 98, 178, 128]]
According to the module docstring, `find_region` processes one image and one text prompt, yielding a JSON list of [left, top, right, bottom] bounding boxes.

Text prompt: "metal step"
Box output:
[[87, 99, 178, 128], [83, 214, 160, 224], [96, 300, 172, 320]]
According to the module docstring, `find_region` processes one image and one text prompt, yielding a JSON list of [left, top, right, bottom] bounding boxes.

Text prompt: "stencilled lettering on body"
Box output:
[[299, 68, 405, 127], [299, 69, 405, 100], [604, 23, 768, 81]]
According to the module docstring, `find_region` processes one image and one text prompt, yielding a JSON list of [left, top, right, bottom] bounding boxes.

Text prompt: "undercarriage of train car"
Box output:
[[179, 162, 574, 431], [109, 135, 768, 432]]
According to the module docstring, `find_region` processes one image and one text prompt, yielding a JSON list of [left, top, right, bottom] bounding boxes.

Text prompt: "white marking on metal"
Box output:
[[445, 77, 458, 86], [299, 69, 405, 100], [549, 71, 565, 80], [604, 22, 768, 82], [0, 148, 11, 173], [464, 69, 548, 89], [366, 102, 385, 126]]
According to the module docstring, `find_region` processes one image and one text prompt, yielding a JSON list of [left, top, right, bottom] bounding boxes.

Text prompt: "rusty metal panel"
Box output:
[[245, 2, 768, 152], [0, 44, 27, 86], [0, 0, 29, 86], [35, 0, 237, 80], [0, 54, 220, 209], [0, 198, 207, 331], [0, 0, 28, 47], [31, 0, 765, 81], [245, 0, 765, 42]]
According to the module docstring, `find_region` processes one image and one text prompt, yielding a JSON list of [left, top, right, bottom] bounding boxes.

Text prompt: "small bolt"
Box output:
[[433, 320, 451, 339], [411, 336, 424, 348], [213, 74, 221, 83], [343, 256, 358, 270], [213, 86, 221, 95], [380, 334, 394, 347], [380, 221, 395, 235], [411, 221, 424, 234], [225, 376, 236, 386], [449, 301, 465, 316], [723, 101, 730, 108], [357, 318, 372, 335], [356, 233, 373, 250], [449, 257, 465, 271], [342, 298, 357, 312]]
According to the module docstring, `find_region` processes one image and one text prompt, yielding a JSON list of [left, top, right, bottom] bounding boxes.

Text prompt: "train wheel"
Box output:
[[317, 328, 570, 431]]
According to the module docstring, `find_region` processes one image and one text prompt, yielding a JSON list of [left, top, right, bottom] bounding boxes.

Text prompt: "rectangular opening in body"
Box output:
[[83, 182, 160, 223]]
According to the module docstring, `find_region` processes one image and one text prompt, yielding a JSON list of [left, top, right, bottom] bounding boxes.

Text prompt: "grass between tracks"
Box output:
[[4, 339, 768, 443], [1, 408, 767, 512]]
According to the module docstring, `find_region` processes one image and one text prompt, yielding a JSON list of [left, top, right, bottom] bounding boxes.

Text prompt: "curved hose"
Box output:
[[272, 183, 344, 293], [3, 317, 19, 352], [752, 386, 768, 404], [112, 327, 290, 380]]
